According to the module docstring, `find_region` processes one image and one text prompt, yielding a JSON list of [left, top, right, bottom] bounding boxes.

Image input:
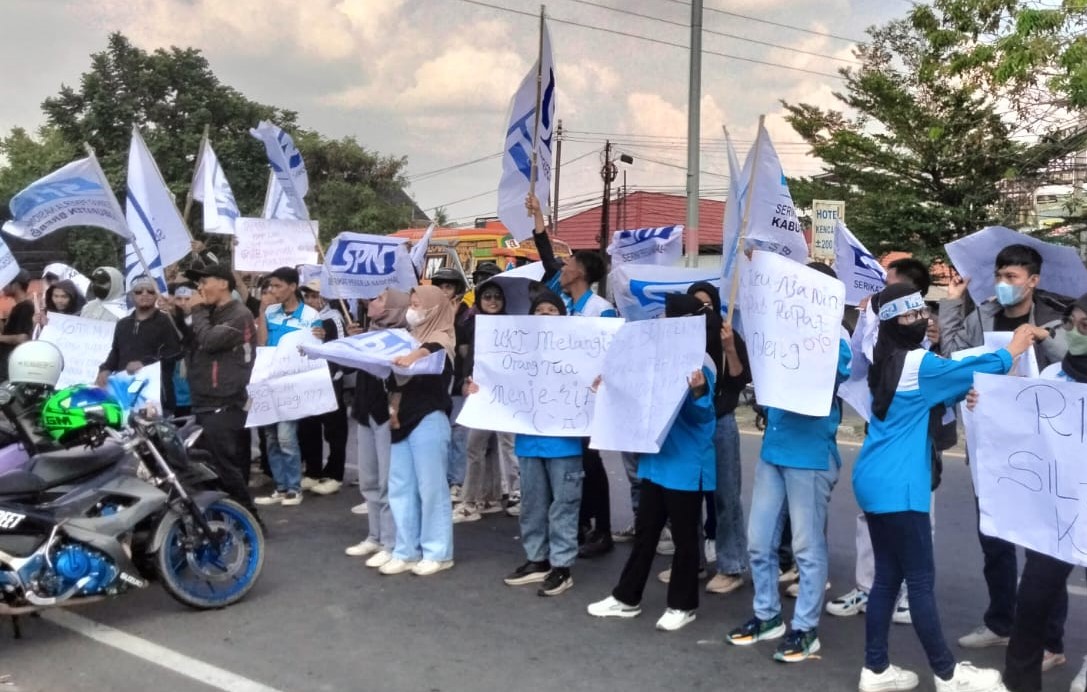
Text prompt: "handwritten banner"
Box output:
[[739, 250, 846, 417], [38, 312, 117, 389], [245, 331, 336, 426], [323, 232, 418, 299], [972, 373, 1087, 566], [301, 329, 446, 379], [589, 316, 706, 453], [233, 218, 319, 272], [457, 315, 623, 436]]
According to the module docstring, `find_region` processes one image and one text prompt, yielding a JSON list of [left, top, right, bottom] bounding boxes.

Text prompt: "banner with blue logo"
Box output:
[[609, 263, 722, 321], [834, 220, 886, 306], [497, 18, 555, 241], [2, 155, 131, 241], [250, 120, 310, 221], [735, 121, 808, 262], [607, 225, 684, 266], [323, 232, 418, 300]]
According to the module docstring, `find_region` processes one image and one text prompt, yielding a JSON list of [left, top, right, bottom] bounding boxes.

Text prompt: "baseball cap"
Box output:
[[185, 263, 236, 291], [300, 279, 322, 294]]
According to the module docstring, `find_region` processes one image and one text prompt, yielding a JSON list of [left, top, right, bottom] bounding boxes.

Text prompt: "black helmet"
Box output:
[[430, 267, 466, 292], [471, 261, 502, 284]]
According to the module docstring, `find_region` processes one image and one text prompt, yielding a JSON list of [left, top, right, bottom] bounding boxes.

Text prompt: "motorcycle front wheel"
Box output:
[[155, 499, 265, 609]]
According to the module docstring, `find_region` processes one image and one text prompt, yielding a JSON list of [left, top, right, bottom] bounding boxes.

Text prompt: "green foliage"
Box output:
[[1, 33, 421, 272], [783, 18, 1038, 258]]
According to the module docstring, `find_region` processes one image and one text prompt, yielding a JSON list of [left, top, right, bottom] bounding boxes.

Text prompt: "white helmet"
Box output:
[[8, 341, 64, 387]]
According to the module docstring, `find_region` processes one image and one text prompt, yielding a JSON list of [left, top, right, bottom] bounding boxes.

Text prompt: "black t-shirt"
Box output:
[[993, 311, 1030, 332], [0, 300, 36, 381]]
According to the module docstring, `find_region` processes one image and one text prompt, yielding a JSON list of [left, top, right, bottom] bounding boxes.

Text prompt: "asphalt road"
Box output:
[[3, 428, 1085, 692]]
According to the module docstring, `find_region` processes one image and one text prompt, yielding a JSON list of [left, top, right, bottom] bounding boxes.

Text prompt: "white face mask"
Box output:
[[405, 307, 427, 329]]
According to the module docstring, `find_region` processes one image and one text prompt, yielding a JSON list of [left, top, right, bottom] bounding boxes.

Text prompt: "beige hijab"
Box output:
[[368, 289, 411, 331], [409, 285, 456, 358]]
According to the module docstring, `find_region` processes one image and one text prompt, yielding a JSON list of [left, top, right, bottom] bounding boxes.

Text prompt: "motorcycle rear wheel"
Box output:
[[155, 499, 265, 609]]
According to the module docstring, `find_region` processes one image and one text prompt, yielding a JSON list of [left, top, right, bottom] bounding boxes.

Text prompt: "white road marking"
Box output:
[[42, 610, 286, 692]]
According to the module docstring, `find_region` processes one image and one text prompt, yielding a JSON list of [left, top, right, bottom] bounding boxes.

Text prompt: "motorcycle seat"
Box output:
[[28, 442, 127, 487], [0, 469, 47, 496]]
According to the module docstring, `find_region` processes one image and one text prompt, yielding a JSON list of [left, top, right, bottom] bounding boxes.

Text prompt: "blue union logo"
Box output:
[[11, 177, 101, 218], [327, 239, 398, 276]]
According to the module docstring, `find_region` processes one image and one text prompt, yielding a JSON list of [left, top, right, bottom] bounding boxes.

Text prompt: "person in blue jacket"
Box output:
[[726, 262, 852, 664], [853, 282, 1047, 692], [587, 293, 717, 633]]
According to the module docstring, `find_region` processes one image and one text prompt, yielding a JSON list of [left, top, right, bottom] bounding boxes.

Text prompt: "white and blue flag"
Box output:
[[607, 225, 683, 266], [721, 128, 745, 286], [736, 121, 808, 262], [609, 263, 722, 321], [323, 232, 419, 300], [497, 19, 555, 241], [192, 137, 240, 235], [835, 220, 886, 306], [251, 121, 310, 220], [410, 223, 437, 276], [2, 155, 131, 241], [124, 127, 192, 291]]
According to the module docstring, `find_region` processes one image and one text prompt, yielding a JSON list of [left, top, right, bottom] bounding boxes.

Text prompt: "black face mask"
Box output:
[[901, 319, 928, 346]]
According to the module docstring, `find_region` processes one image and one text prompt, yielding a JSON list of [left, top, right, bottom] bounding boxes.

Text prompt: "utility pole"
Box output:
[[684, 0, 703, 267], [552, 119, 563, 235], [599, 140, 617, 295]]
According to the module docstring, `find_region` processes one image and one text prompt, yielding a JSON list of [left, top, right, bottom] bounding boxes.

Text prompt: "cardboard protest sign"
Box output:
[[38, 312, 117, 389], [457, 315, 623, 436], [739, 250, 846, 417], [589, 316, 706, 453], [972, 373, 1087, 566], [234, 218, 319, 272], [323, 232, 418, 300], [245, 330, 336, 426]]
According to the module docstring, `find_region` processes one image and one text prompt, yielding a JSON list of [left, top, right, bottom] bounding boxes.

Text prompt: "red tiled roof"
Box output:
[[552, 190, 726, 251]]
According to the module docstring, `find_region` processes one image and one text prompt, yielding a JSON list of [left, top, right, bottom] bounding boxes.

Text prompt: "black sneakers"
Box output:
[[577, 530, 614, 558], [503, 560, 551, 586], [538, 568, 573, 597]]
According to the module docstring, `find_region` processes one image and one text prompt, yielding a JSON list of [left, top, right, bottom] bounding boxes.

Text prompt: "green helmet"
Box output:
[[41, 385, 125, 443]]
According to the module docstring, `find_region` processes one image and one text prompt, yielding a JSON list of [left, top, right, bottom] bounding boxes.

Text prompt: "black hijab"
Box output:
[[869, 283, 928, 420], [45, 279, 86, 315], [529, 289, 568, 316], [665, 293, 721, 381], [1061, 293, 1087, 383]]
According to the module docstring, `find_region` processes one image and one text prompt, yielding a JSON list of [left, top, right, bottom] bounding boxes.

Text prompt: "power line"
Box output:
[[655, 0, 864, 44], [407, 151, 503, 181], [451, 0, 845, 80], [564, 0, 860, 65]]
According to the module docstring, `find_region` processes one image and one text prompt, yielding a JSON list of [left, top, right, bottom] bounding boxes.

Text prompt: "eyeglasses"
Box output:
[[1062, 318, 1087, 335], [898, 307, 931, 323], [132, 289, 156, 295]]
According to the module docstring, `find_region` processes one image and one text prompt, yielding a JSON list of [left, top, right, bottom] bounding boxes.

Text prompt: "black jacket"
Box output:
[[100, 310, 183, 373], [186, 300, 257, 409]]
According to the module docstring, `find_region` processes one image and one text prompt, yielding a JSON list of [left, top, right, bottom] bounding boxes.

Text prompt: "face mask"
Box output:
[[901, 320, 929, 345], [995, 281, 1027, 307], [405, 307, 427, 328], [1066, 329, 1087, 356]]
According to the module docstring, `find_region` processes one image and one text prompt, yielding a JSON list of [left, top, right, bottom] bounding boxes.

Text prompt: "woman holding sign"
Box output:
[[853, 283, 1046, 692], [380, 285, 457, 578]]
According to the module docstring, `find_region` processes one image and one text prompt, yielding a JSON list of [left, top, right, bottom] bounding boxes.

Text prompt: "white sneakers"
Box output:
[[300, 476, 319, 491], [255, 490, 302, 506], [1071, 655, 1087, 692], [827, 587, 868, 616], [345, 539, 382, 557], [351, 502, 369, 515], [655, 608, 696, 632], [587, 596, 641, 619], [310, 479, 342, 495], [705, 573, 744, 594], [452, 504, 482, 524], [933, 662, 1004, 692], [412, 560, 454, 576], [378, 558, 418, 575], [958, 625, 1010, 649], [859, 664, 920, 692], [374, 555, 453, 576], [365, 550, 393, 568]]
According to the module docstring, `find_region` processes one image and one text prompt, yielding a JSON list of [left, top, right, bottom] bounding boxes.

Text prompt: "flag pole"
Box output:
[[83, 142, 156, 285], [725, 115, 765, 327], [527, 5, 546, 204], [303, 219, 355, 329], [183, 124, 210, 224]]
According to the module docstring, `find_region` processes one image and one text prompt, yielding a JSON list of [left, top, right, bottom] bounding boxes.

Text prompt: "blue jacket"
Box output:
[[853, 348, 1012, 514], [515, 434, 582, 460], [637, 365, 717, 491], [761, 337, 852, 471]]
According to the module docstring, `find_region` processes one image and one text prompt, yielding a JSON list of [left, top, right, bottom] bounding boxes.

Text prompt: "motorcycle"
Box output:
[[0, 383, 264, 615]]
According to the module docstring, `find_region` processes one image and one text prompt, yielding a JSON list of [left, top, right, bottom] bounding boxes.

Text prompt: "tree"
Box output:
[[783, 18, 1028, 258], [1, 33, 422, 272]]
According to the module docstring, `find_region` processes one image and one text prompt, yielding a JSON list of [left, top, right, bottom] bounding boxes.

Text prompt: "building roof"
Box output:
[[552, 190, 726, 251]]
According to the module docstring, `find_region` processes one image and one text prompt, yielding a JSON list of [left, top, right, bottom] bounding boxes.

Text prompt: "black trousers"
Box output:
[[579, 443, 611, 534], [1004, 550, 1076, 692], [195, 406, 257, 512], [613, 480, 702, 611], [299, 384, 348, 481]]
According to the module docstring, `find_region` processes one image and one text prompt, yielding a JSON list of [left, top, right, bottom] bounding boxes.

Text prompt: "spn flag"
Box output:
[[738, 121, 808, 261], [721, 128, 744, 285], [834, 220, 886, 306], [192, 138, 240, 234], [124, 127, 191, 290], [607, 225, 683, 266], [2, 155, 131, 241], [497, 18, 556, 241], [609, 263, 721, 321], [250, 121, 310, 220], [261, 173, 306, 220], [410, 223, 437, 276], [323, 232, 419, 300]]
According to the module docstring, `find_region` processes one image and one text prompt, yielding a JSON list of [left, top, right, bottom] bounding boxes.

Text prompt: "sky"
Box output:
[[0, 0, 910, 227]]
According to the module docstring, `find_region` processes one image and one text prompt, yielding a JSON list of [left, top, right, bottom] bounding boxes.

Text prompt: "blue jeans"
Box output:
[[519, 455, 583, 568], [748, 459, 838, 632], [620, 452, 640, 514], [447, 395, 468, 486], [389, 412, 453, 562], [714, 413, 748, 575], [264, 420, 301, 492], [865, 511, 955, 678]]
